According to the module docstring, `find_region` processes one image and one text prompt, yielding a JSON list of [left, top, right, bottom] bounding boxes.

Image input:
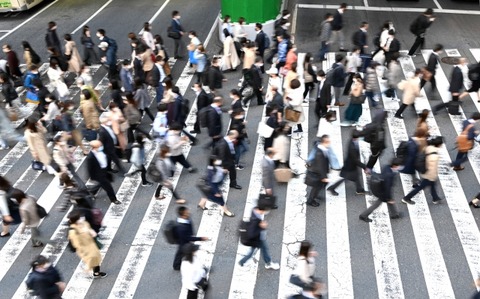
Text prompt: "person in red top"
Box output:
[[2, 44, 22, 78]]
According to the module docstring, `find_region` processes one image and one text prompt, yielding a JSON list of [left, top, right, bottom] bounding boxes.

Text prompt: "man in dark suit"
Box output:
[[243, 57, 265, 106], [408, 8, 435, 56], [151, 56, 167, 103], [359, 158, 402, 222], [213, 130, 242, 189], [433, 57, 465, 115], [420, 44, 443, 92], [191, 82, 212, 134], [169, 10, 185, 59], [352, 21, 368, 54], [327, 130, 366, 196], [206, 96, 223, 148], [87, 140, 121, 204], [207, 57, 225, 92], [98, 113, 125, 174], [383, 30, 400, 66], [254, 23, 267, 60], [305, 135, 331, 207], [173, 206, 208, 270], [315, 70, 332, 118]]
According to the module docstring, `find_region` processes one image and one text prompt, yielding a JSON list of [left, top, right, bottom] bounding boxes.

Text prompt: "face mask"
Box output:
[[98, 146, 104, 152], [68, 106, 75, 110], [79, 216, 86, 222], [317, 77, 322, 81], [105, 121, 112, 126], [214, 160, 222, 166]]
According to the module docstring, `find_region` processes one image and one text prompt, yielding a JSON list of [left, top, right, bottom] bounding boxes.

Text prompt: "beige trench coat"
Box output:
[[222, 36, 240, 71], [397, 77, 420, 106], [25, 125, 51, 165], [69, 221, 101, 270], [65, 41, 82, 74]]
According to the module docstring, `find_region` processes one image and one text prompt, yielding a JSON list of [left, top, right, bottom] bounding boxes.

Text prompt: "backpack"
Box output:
[[198, 106, 213, 128], [468, 64, 480, 82], [181, 98, 190, 119], [395, 140, 410, 164], [363, 123, 384, 144], [369, 172, 384, 198], [409, 18, 419, 35], [263, 32, 270, 49], [163, 220, 179, 244], [414, 150, 436, 174], [239, 220, 255, 247], [456, 124, 474, 152]]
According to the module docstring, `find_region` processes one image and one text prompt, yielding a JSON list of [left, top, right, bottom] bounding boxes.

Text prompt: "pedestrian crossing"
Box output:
[[2, 48, 480, 299]]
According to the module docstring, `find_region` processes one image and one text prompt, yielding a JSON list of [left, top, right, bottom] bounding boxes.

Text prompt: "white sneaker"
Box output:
[[265, 262, 280, 270]]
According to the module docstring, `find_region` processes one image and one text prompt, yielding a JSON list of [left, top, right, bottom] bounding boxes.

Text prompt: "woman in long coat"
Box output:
[[222, 34, 240, 71], [68, 210, 107, 278], [343, 74, 365, 125], [284, 79, 305, 133], [24, 118, 54, 173], [15, 189, 43, 247], [64, 34, 83, 74]]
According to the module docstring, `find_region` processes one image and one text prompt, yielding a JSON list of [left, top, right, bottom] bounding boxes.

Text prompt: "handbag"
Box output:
[[26, 90, 39, 104], [257, 121, 274, 138], [284, 105, 301, 122], [274, 167, 293, 183], [327, 109, 337, 121], [94, 237, 103, 249], [303, 70, 313, 83], [7, 108, 18, 122], [196, 276, 209, 291], [36, 203, 47, 219], [258, 193, 277, 210], [241, 85, 254, 98], [196, 176, 211, 196], [31, 160, 44, 171], [167, 26, 181, 39]]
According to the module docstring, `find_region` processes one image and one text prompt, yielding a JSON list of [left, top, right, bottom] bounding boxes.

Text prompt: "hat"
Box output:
[[266, 67, 278, 75], [182, 243, 200, 255], [98, 42, 109, 49]]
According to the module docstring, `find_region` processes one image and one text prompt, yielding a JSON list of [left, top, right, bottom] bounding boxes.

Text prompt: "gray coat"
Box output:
[[319, 20, 332, 42], [262, 156, 275, 191]]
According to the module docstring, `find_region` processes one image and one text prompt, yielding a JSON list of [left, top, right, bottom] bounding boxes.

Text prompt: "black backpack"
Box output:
[[369, 172, 384, 198], [239, 220, 255, 247], [409, 17, 419, 35], [163, 220, 179, 244], [395, 140, 410, 164], [468, 64, 480, 81], [198, 106, 213, 128], [415, 150, 436, 174], [181, 98, 190, 119]]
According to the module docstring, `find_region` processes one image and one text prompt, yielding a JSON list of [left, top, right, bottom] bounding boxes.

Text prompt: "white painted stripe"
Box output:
[[147, 0, 172, 25], [297, 4, 480, 16], [470, 49, 480, 62], [433, 0, 443, 10], [71, 0, 114, 34], [106, 16, 220, 299], [0, 30, 11, 32], [0, 71, 109, 284], [291, 4, 299, 36], [398, 51, 430, 113], [0, 0, 60, 41], [363, 0, 369, 7], [420, 49, 480, 287]]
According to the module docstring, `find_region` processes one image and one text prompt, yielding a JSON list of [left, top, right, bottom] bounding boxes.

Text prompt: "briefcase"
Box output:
[[274, 167, 293, 183], [258, 194, 277, 210], [284, 106, 301, 122]]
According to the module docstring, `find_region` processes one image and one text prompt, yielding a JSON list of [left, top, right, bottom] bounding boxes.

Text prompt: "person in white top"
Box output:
[[233, 17, 247, 44], [141, 22, 155, 51], [181, 243, 207, 299], [316, 111, 341, 170]]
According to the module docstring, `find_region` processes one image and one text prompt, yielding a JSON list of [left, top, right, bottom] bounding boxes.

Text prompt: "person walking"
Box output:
[[25, 118, 56, 174], [170, 10, 185, 59], [343, 47, 362, 96], [45, 21, 62, 54], [21, 41, 41, 70], [303, 53, 317, 100], [420, 44, 443, 95], [460, 61, 480, 102], [64, 34, 82, 74], [2, 44, 22, 79], [399, 127, 428, 188], [197, 155, 235, 216], [331, 54, 347, 106], [97, 29, 118, 80], [450, 113, 480, 171], [395, 70, 421, 118], [359, 158, 402, 222], [14, 189, 44, 247], [262, 148, 277, 200], [86, 140, 121, 205], [402, 136, 444, 205], [166, 122, 197, 173], [98, 113, 126, 174], [330, 3, 348, 52], [173, 206, 209, 271], [238, 204, 280, 269], [180, 243, 208, 299], [407, 8, 435, 56], [364, 110, 388, 170], [343, 74, 365, 126], [290, 241, 317, 288], [318, 13, 333, 62], [206, 96, 224, 148], [305, 135, 331, 207], [191, 82, 211, 134], [213, 130, 242, 189], [124, 133, 153, 187], [68, 209, 107, 278], [314, 70, 332, 119], [243, 57, 265, 106], [26, 255, 65, 299], [254, 23, 267, 60], [153, 144, 186, 203], [81, 26, 99, 65], [284, 79, 305, 134], [433, 57, 467, 115], [352, 21, 369, 55], [327, 130, 367, 196]]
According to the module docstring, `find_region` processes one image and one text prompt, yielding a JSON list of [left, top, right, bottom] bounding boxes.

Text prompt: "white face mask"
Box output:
[[79, 216, 86, 222], [214, 160, 222, 166], [98, 146, 104, 152]]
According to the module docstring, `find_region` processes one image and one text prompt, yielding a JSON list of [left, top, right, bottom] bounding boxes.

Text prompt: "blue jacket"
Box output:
[[26, 266, 63, 299], [120, 68, 133, 92], [171, 19, 183, 33], [331, 63, 346, 87], [400, 138, 419, 175], [24, 72, 39, 91], [277, 40, 288, 62]]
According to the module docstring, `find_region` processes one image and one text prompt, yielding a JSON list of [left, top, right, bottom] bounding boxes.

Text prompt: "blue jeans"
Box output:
[[404, 179, 440, 202], [235, 139, 249, 165], [240, 239, 271, 266], [365, 91, 379, 107], [452, 151, 468, 167], [318, 41, 329, 61], [155, 84, 164, 104]]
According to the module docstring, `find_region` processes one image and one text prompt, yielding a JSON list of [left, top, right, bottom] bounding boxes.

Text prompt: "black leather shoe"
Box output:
[[272, 205, 279, 209], [307, 201, 320, 207], [112, 200, 122, 205], [230, 185, 242, 190], [327, 188, 339, 196], [359, 216, 372, 223]]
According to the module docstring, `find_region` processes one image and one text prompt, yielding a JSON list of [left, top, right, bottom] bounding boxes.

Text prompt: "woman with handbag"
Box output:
[[14, 189, 44, 247], [52, 135, 83, 189], [272, 122, 291, 168], [60, 100, 89, 155], [41, 94, 62, 134], [181, 243, 208, 299], [302, 53, 317, 100], [284, 79, 305, 134], [342, 74, 365, 126], [68, 210, 107, 278], [25, 118, 56, 175], [47, 60, 69, 101], [124, 93, 151, 144], [197, 155, 234, 217], [154, 144, 185, 204], [125, 133, 153, 187]]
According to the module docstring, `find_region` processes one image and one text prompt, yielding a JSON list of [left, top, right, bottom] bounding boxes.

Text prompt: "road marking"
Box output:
[[297, 4, 480, 15], [433, 0, 443, 10], [0, 0, 60, 41], [0, 30, 10, 32], [421, 49, 480, 287], [148, 0, 172, 25], [470, 49, 480, 62], [364, 0, 369, 8], [71, 0, 114, 34]]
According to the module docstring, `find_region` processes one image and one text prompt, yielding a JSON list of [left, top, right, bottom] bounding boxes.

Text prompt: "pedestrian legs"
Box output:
[[408, 35, 424, 56]]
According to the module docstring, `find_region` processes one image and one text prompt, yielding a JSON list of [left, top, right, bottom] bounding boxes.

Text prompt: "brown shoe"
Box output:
[[334, 102, 345, 107], [453, 166, 465, 171]]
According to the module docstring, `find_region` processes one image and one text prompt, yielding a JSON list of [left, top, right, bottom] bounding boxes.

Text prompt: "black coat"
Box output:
[[86, 151, 108, 181], [449, 66, 463, 93], [45, 29, 62, 53], [244, 65, 263, 89], [340, 139, 365, 181], [26, 266, 63, 299], [306, 148, 329, 185], [149, 64, 161, 87], [331, 10, 343, 30], [246, 210, 264, 248], [197, 90, 211, 111], [206, 106, 222, 137], [207, 66, 224, 90], [175, 219, 202, 246], [411, 14, 433, 36], [426, 52, 439, 74], [255, 31, 266, 54], [352, 29, 367, 49], [111, 89, 125, 110], [316, 80, 332, 106], [213, 138, 235, 168], [380, 164, 396, 201], [98, 126, 117, 155], [0, 81, 18, 104]]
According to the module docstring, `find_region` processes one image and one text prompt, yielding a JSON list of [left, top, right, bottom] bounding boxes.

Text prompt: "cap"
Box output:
[[98, 42, 109, 49]]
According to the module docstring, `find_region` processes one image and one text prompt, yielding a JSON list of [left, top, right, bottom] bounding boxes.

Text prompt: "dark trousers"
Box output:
[[90, 175, 117, 202], [303, 82, 315, 99], [108, 64, 119, 80], [318, 41, 329, 61], [420, 75, 436, 91], [140, 108, 155, 122], [360, 199, 399, 218], [307, 182, 327, 203], [226, 164, 237, 186], [408, 35, 425, 56], [366, 147, 383, 169], [173, 38, 184, 58], [452, 151, 468, 167], [315, 99, 327, 119], [83, 48, 99, 65], [343, 73, 355, 95], [404, 179, 440, 201], [170, 154, 191, 169], [187, 289, 199, 299], [433, 100, 459, 115], [329, 172, 364, 193], [193, 112, 201, 133], [155, 84, 164, 103], [395, 103, 411, 117], [129, 165, 148, 184], [173, 243, 185, 270], [127, 124, 152, 144], [107, 150, 125, 173], [155, 182, 180, 198]]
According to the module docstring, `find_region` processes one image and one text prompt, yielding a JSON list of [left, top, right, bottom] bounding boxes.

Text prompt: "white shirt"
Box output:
[[180, 255, 206, 291], [92, 149, 108, 169]]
